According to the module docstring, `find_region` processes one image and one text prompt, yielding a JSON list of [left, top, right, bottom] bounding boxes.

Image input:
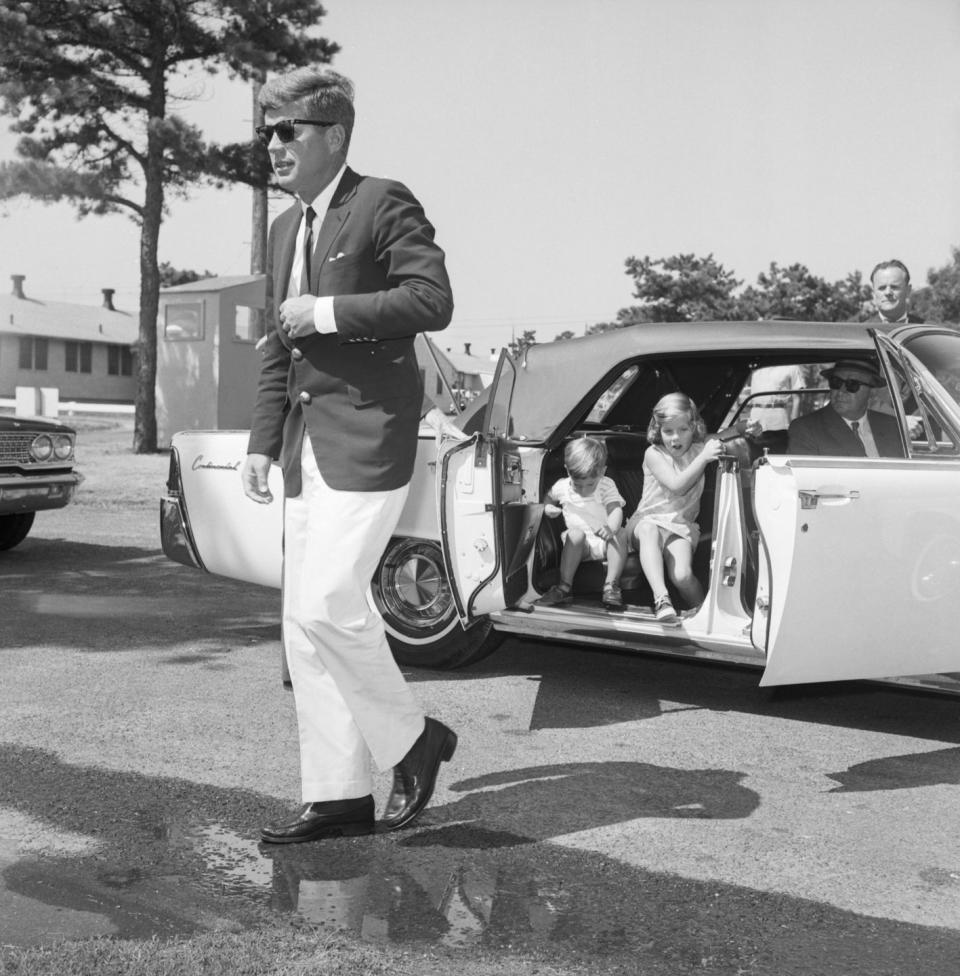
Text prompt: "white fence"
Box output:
[[1, 387, 134, 418]]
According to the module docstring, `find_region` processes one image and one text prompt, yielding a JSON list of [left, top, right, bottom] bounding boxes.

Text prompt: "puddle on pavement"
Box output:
[[0, 810, 625, 952]]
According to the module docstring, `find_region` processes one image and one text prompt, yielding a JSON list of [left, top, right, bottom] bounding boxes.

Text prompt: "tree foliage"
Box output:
[[736, 263, 868, 322], [589, 252, 883, 334], [0, 0, 336, 451], [913, 247, 960, 324], [507, 329, 538, 360], [158, 262, 216, 287], [617, 253, 743, 325]]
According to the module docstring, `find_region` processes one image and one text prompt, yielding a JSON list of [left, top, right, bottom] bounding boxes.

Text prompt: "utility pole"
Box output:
[[250, 73, 268, 340]]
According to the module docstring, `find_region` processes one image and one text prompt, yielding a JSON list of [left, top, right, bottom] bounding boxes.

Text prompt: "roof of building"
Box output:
[[161, 274, 263, 294], [442, 350, 498, 378], [0, 289, 137, 345]]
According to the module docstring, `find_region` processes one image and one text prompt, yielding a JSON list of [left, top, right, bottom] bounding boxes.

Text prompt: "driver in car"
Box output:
[[787, 359, 904, 457]]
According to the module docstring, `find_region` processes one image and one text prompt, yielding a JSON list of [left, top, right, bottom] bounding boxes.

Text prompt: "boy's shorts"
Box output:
[[561, 529, 606, 561]]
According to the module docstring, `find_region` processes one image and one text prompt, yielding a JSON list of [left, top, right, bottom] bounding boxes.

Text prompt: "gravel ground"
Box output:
[[3, 418, 960, 975]]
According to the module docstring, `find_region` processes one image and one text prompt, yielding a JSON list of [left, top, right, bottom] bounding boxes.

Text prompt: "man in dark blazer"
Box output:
[[787, 359, 904, 457], [241, 66, 457, 844], [862, 259, 925, 328]]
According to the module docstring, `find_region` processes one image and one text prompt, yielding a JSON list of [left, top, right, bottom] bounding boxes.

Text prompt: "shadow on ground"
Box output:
[[1, 743, 958, 974], [0, 537, 279, 652]]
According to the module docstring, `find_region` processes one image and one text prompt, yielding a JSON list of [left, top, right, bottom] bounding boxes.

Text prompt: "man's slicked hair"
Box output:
[[259, 66, 356, 153], [870, 258, 911, 286]]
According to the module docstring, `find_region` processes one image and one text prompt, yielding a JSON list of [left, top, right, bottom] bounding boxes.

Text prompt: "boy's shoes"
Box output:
[[601, 582, 624, 609], [654, 595, 677, 622], [537, 583, 572, 606]]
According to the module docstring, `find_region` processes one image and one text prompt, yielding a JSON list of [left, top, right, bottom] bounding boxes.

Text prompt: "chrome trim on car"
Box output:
[[0, 471, 83, 514], [160, 497, 204, 571], [160, 447, 205, 572]]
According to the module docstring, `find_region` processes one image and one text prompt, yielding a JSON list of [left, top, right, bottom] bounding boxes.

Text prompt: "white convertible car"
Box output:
[[161, 321, 960, 696]]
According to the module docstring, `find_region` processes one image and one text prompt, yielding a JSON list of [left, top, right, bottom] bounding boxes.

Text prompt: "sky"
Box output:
[[1, 0, 959, 355]]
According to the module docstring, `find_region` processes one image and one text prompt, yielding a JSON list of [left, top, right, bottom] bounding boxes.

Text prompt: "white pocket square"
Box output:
[[328, 251, 347, 262]]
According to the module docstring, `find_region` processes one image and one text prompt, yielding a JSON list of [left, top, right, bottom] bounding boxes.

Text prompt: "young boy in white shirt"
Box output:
[[538, 436, 626, 609]]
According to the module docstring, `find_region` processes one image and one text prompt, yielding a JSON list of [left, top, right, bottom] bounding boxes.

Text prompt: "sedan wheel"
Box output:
[[371, 537, 502, 669]]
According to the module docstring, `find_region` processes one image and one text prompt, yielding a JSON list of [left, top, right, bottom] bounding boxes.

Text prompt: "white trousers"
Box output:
[[282, 438, 425, 802]]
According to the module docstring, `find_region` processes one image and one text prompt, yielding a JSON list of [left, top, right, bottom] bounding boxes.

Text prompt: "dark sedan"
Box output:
[[0, 414, 82, 550]]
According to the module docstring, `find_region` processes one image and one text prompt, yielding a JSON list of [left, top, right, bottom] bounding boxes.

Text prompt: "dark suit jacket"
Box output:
[[248, 167, 453, 494], [861, 311, 925, 332], [787, 405, 904, 458]]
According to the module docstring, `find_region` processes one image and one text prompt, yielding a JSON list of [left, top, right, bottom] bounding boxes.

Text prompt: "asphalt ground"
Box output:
[[2, 421, 960, 974]]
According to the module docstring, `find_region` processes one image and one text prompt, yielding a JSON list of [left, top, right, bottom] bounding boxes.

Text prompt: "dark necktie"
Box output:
[[299, 206, 316, 296], [850, 421, 865, 454]]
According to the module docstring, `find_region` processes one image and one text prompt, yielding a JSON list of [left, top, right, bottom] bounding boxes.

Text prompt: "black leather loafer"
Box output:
[[260, 795, 375, 844], [382, 717, 457, 832]]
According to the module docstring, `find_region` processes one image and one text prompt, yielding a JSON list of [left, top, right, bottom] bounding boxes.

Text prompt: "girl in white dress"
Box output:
[[626, 393, 723, 621]]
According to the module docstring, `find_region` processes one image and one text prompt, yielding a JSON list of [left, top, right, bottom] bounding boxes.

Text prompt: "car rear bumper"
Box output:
[[0, 472, 83, 515], [160, 496, 204, 571]]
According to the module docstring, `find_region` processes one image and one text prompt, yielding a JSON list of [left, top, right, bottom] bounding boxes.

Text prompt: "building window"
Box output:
[[234, 305, 265, 343], [108, 344, 134, 376], [18, 336, 48, 371], [163, 301, 204, 341], [65, 341, 93, 373]]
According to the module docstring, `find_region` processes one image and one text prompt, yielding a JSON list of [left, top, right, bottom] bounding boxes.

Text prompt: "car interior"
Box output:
[[526, 355, 842, 615]]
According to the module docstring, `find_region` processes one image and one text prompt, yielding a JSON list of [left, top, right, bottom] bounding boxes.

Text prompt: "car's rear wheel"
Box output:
[[371, 537, 503, 669], [0, 512, 35, 551]]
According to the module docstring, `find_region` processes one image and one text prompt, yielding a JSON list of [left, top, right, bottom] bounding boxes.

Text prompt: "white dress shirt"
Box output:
[[287, 163, 348, 335]]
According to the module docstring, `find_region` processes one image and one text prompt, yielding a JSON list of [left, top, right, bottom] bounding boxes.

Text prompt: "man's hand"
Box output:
[[242, 453, 275, 504], [278, 295, 318, 340]]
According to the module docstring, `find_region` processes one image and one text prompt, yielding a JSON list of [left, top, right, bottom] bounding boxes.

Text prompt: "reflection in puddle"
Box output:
[[0, 810, 609, 951], [180, 820, 572, 950]]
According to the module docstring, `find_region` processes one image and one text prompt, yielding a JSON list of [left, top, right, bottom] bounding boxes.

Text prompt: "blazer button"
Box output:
[[291, 347, 304, 361], [298, 391, 312, 405]]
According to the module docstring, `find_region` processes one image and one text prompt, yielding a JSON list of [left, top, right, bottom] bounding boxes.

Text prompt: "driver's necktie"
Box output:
[[850, 421, 865, 454]]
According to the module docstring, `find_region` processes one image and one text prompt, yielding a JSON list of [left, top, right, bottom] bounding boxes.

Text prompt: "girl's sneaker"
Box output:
[[654, 595, 677, 622]]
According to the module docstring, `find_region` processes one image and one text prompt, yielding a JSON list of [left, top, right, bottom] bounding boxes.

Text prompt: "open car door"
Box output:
[[754, 331, 960, 686], [439, 351, 539, 624]]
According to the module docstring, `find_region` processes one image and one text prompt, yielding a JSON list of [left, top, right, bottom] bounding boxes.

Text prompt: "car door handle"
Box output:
[[798, 489, 860, 509]]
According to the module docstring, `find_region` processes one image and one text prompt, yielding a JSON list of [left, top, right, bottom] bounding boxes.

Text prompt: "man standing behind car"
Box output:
[[241, 66, 458, 844], [787, 359, 904, 458], [864, 259, 925, 328]]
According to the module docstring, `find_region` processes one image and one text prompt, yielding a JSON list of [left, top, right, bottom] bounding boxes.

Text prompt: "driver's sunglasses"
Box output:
[[255, 119, 335, 146], [828, 375, 870, 394]]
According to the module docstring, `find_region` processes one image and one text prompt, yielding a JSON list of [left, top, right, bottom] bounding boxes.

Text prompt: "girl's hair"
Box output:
[[563, 436, 607, 478], [646, 392, 706, 444]]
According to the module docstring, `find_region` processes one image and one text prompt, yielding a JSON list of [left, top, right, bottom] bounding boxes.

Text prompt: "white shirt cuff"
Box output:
[[312, 296, 337, 335]]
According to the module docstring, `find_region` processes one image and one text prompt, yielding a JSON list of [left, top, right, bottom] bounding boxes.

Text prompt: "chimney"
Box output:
[[11, 274, 25, 299], [101, 288, 116, 311], [464, 342, 472, 356]]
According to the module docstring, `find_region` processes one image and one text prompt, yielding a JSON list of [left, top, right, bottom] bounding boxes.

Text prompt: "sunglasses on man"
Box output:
[[255, 119, 336, 147], [827, 375, 873, 394]]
